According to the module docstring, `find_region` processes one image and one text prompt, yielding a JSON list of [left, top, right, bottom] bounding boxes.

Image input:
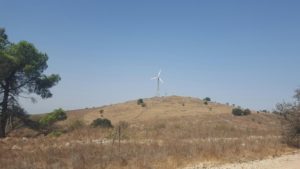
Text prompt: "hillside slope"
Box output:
[[3, 96, 288, 169], [62, 96, 233, 125]]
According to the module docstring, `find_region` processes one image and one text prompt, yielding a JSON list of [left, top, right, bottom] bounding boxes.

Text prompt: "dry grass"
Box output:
[[0, 115, 290, 169], [58, 96, 234, 125], [0, 137, 287, 169], [0, 96, 293, 169]]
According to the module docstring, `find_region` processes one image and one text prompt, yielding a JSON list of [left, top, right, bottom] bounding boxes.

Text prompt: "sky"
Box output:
[[1, 0, 300, 114]]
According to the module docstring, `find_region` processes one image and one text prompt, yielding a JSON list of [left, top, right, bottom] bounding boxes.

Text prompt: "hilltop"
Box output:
[[61, 96, 233, 124]]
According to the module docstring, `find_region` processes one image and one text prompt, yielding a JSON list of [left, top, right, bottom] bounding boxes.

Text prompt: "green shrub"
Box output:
[[137, 98, 144, 105], [91, 118, 113, 128], [39, 108, 67, 126], [232, 108, 244, 116], [204, 101, 208, 105], [48, 131, 63, 137], [232, 108, 251, 116], [137, 98, 146, 107], [203, 97, 211, 102]]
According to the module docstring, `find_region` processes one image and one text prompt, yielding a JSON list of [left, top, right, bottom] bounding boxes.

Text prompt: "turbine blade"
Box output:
[[158, 69, 161, 77], [159, 78, 164, 83], [151, 76, 158, 80]]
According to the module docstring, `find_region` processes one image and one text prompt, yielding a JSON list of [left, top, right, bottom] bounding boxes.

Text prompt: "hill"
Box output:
[[62, 96, 233, 124], [1, 96, 289, 169], [56, 96, 280, 135]]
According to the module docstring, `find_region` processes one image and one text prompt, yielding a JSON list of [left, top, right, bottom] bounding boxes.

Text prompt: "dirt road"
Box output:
[[183, 152, 300, 169]]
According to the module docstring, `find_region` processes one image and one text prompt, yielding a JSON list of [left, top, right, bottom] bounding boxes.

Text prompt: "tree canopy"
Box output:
[[0, 28, 61, 137]]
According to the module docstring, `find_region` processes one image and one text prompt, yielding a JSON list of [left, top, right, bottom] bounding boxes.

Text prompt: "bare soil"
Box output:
[[183, 151, 300, 169]]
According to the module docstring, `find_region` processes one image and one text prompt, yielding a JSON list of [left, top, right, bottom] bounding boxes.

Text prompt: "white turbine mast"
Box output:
[[151, 69, 164, 97]]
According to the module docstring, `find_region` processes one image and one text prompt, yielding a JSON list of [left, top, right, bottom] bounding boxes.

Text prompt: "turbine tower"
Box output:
[[151, 69, 164, 97]]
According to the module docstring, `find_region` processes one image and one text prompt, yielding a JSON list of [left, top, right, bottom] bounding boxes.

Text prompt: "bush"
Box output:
[[91, 118, 113, 128], [283, 110, 300, 148], [137, 98, 146, 107], [203, 97, 211, 102], [232, 108, 244, 116], [244, 109, 251, 115], [204, 101, 208, 105], [39, 108, 67, 126], [232, 108, 251, 116], [137, 98, 144, 105]]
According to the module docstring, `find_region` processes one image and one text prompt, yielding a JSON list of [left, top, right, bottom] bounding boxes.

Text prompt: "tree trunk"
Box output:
[[0, 117, 7, 138], [0, 80, 9, 138]]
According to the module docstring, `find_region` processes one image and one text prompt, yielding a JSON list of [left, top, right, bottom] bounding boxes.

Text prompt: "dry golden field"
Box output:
[[0, 96, 293, 169]]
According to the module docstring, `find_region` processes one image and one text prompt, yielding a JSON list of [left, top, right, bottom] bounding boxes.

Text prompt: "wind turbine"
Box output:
[[151, 69, 164, 97]]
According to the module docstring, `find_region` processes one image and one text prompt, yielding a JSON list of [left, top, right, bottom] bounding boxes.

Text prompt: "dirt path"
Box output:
[[183, 152, 300, 169]]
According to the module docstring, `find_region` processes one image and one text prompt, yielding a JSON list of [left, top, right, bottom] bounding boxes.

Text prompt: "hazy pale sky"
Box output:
[[1, 0, 300, 114]]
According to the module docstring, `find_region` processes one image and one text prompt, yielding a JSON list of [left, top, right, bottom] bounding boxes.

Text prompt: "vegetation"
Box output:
[[137, 98, 144, 105], [232, 108, 251, 116], [203, 97, 211, 102], [244, 108, 251, 115], [48, 130, 63, 137], [276, 88, 300, 148], [91, 118, 113, 128], [0, 113, 286, 169], [137, 98, 146, 107], [68, 120, 85, 131], [39, 108, 67, 127], [0, 28, 60, 137]]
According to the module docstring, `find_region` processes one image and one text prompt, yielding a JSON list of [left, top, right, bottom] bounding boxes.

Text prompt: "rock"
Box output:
[[11, 145, 22, 150], [65, 142, 70, 147], [2, 137, 11, 142]]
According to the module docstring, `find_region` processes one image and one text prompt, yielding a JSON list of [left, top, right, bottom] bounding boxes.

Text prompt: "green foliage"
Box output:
[[0, 28, 61, 137], [203, 97, 211, 102], [204, 101, 208, 105], [2, 41, 61, 98], [39, 108, 67, 126], [137, 98, 144, 105], [48, 131, 63, 137], [0, 28, 9, 50], [91, 118, 113, 128], [232, 108, 244, 116], [137, 98, 146, 107], [232, 108, 251, 116]]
